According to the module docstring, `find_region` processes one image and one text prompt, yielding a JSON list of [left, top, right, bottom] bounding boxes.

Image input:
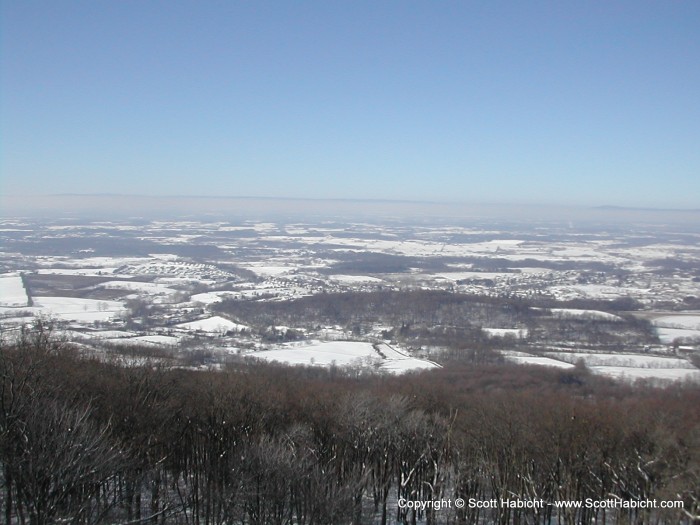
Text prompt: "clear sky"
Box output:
[[1, 1, 699, 208]]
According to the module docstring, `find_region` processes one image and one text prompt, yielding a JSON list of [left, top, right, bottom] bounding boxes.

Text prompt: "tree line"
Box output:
[[0, 323, 697, 524], [214, 290, 657, 350]]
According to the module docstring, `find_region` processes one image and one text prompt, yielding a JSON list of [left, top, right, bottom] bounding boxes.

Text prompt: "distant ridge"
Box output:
[[595, 205, 700, 213], [50, 194, 699, 211]]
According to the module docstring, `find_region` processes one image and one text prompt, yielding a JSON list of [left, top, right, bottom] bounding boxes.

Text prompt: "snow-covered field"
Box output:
[[654, 315, 700, 330], [503, 354, 575, 369], [656, 327, 700, 344], [251, 341, 440, 374], [239, 264, 294, 277], [105, 335, 181, 346], [653, 315, 700, 343], [176, 316, 248, 334], [502, 349, 700, 383], [31, 297, 125, 322], [97, 280, 177, 296], [0, 273, 28, 307], [548, 308, 622, 321], [483, 328, 528, 338], [544, 352, 695, 369], [330, 275, 384, 283], [590, 366, 700, 382], [190, 291, 236, 305], [76, 330, 137, 339]]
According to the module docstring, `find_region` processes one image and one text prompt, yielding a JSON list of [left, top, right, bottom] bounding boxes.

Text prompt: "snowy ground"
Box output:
[[105, 334, 181, 346], [547, 308, 623, 321], [483, 328, 529, 338], [544, 352, 695, 369], [176, 316, 248, 334], [0, 297, 125, 323], [2, 215, 699, 380], [0, 273, 28, 307], [652, 315, 700, 343], [590, 366, 700, 382], [97, 280, 178, 296], [250, 341, 440, 374], [501, 349, 699, 383]]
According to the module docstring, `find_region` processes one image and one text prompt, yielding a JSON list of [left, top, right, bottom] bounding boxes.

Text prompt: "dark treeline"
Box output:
[[215, 291, 656, 350], [317, 252, 627, 276], [1, 324, 698, 524]]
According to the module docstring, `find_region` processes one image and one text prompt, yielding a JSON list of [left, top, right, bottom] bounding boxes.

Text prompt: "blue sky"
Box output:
[[2, 1, 699, 207]]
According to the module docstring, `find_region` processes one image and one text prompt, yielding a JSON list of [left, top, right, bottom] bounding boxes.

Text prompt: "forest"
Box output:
[[1, 322, 698, 524], [214, 290, 657, 352]]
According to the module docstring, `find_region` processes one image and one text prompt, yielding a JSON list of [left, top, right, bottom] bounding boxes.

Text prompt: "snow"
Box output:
[[590, 366, 700, 382], [97, 281, 178, 297], [105, 335, 181, 346], [435, 272, 511, 281], [176, 316, 248, 334], [656, 327, 700, 344], [501, 350, 700, 381], [31, 297, 125, 322], [380, 358, 441, 374], [41, 256, 150, 268], [251, 340, 439, 374], [0, 273, 28, 307], [653, 315, 700, 330], [0, 316, 33, 328], [251, 222, 278, 232], [5, 218, 700, 381], [190, 291, 236, 305], [550, 284, 649, 300], [239, 264, 294, 277], [79, 330, 137, 339], [652, 314, 700, 344], [36, 268, 120, 276], [115, 261, 233, 282], [548, 308, 623, 321], [545, 352, 696, 369], [506, 356, 575, 369], [482, 328, 528, 338], [330, 275, 384, 283]]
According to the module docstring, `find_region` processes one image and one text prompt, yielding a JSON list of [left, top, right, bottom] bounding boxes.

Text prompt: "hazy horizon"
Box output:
[[3, 193, 700, 229]]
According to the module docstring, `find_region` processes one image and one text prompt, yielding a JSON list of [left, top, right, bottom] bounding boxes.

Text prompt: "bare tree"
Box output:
[[7, 397, 126, 525]]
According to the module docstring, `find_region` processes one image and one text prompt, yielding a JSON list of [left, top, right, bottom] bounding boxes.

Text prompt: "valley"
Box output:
[[2, 210, 699, 382]]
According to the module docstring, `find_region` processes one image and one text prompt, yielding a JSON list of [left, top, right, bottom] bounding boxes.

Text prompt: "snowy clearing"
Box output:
[[190, 291, 236, 305], [329, 275, 384, 283], [653, 315, 700, 330], [176, 316, 248, 334], [502, 350, 700, 382], [239, 264, 294, 277], [251, 341, 439, 374], [0, 273, 28, 307], [505, 355, 575, 369], [31, 297, 125, 322], [105, 335, 181, 346], [436, 271, 512, 281], [483, 328, 528, 338], [97, 280, 178, 296], [544, 352, 695, 369], [656, 327, 700, 344], [77, 330, 137, 339], [590, 366, 700, 382], [548, 308, 623, 321]]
